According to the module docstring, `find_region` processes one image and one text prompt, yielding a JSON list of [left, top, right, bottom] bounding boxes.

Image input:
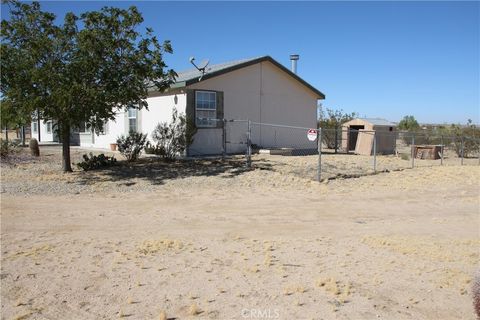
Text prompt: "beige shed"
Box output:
[[341, 118, 397, 155]]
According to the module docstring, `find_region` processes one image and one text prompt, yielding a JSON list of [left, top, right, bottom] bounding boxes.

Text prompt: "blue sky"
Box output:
[[2, 1, 479, 124]]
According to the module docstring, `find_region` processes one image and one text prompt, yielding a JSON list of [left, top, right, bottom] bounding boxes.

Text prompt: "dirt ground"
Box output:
[[1, 146, 479, 319]]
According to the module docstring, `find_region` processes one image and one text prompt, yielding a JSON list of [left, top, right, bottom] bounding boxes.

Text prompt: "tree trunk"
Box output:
[[37, 110, 41, 142], [21, 126, 26, 146], [5, 126, 8, 142], [61, 124, 72, 172]]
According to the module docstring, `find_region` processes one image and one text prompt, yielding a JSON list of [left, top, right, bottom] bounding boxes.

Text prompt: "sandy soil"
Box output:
[[1, 148, 479, 319], [1, 146, 478, 196]]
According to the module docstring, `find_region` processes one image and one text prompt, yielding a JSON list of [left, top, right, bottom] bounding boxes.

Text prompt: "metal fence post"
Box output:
[[373, 131, 377, 173], [461, 136, 464, 166], [246, 119, 252, 168], [411, 133, 415, 168], [334, 126, 338, 154], [317, 128, 322, 182], [478, 139, 480, 165], [440, 135, 444, 166], [222, 119, 226, 160]]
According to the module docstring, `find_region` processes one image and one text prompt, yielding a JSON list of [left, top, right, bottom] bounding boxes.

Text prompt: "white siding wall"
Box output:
[[188, 61, 319, 154], [141, 93, 187, 142], [31, 120, 56, 142], [80, 92, 187, 149], [86, 115, 126, 149]]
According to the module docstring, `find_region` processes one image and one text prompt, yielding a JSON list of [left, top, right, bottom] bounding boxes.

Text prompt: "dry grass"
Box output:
[[137, 239, 185, 255], [316, 277, 353, 301], [361, 236, 479, 264], [158, 310, 167, 320], [8, 244, 54, 259], [12, 312, 32, 320], [1, 155, 478, 320], [188, 303, 201, 316]]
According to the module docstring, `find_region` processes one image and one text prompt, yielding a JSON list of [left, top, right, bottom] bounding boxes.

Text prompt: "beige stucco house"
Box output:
[[181, 56, 325, 155], [32, 55, 325, 156]]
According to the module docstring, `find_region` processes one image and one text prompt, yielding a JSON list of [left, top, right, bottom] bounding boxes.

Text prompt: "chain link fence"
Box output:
[[191, 117, 480, 182]]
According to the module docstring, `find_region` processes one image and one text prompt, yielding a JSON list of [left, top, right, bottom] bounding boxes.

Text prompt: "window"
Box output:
[[195, 91, 216, 127], [46, 121, 52, 134], [75, 122, 90, 133], [128, 107, 137, 132], [32, 122, 38, 133], [99, 121, 109, 135]]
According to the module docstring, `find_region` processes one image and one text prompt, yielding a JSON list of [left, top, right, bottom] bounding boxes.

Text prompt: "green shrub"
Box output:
[[150, 108, 196, 161], [76, 153, 116, 171], [448, 120, 480, 157], [398, 115, 420, 131], [144, 141, 163, 155], [0, 139, 20, 159], [116, 131, 147, 162], [318, 108, 356, 149]]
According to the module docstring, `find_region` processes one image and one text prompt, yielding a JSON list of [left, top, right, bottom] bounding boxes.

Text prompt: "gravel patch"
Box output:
[[2, 145, 477, 196]]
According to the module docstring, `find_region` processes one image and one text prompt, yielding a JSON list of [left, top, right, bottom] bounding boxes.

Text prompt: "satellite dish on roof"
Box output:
[[189, 56, 210, 81], [198, 59, 209, 70]]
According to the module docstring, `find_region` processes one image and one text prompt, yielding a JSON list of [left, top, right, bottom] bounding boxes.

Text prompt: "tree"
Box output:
[[447, 120, 480, 158], [1, 1, 176, 171], [0, 100, 31, 143], [318, 107, 357, 150], [398, 115, 420, 131]]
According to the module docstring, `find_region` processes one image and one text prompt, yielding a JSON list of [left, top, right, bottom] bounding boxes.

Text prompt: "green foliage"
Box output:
[[116, 131, 147, 162], [318, 107, 357, 149], [1, 1, 176, 171], [398, 116, 421, 145], [447, 120, 480, 157], [76, 152, 116, 171], [398, 115, 420, 131], [400, 120, 480, 157], [0, 139, 20, 158], [150, 108, 197, 161], [144, 141, 163, 155], [0, 100, 30, 132]]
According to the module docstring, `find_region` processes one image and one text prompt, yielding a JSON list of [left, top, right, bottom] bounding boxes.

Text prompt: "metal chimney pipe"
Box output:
[[290, 54, 299, 74]]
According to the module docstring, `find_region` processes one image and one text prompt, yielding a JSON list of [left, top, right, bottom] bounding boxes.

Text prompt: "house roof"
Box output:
[[171, 55, 325, 99], [359, 118, 397, 126]]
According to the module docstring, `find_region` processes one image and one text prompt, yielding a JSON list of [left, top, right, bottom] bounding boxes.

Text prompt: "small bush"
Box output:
[[76, 153, 116, 171], [116, 132, 147, 162], [144, 141, 163, 155], [150, 108, 196, 161], [450, 121, 480, 158], [1, 139, 20, 159], [318, 108, 357, 150], [400, 153, 409, 161]]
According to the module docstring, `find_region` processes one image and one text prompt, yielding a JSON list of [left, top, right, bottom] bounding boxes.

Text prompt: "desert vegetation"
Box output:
[[116, 132, 148, 162], [146, 108, 197, 161]]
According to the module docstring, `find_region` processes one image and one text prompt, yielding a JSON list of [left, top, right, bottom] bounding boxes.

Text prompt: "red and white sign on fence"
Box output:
[[307, 129, 318, 141]]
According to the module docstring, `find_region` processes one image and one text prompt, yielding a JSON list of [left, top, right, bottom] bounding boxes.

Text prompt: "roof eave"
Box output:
[[264, 56, 326, 100], [170, 81, 186, 89], [179, 56, 325, 100]]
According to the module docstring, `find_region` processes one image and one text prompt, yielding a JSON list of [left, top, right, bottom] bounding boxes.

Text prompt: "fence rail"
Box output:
[[193, 117, 480, 182]]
